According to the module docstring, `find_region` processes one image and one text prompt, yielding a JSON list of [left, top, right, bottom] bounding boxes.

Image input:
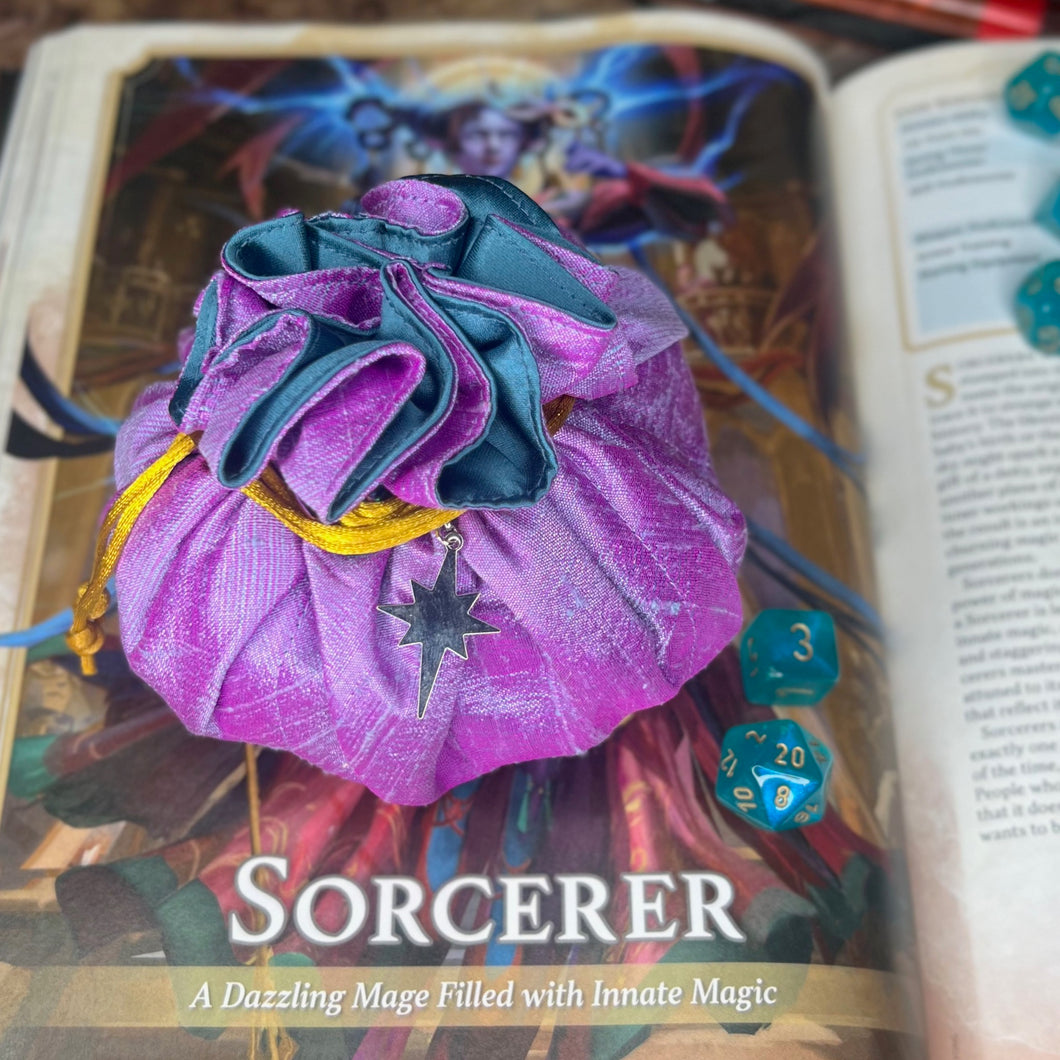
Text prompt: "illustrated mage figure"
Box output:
[[174, 48, 769, 248]]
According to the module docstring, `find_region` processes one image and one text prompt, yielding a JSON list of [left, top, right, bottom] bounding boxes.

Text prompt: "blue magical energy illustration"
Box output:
[[174, 46, 798, 246]]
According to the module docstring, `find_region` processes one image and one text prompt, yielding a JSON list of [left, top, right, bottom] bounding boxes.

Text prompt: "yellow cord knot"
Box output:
[[65, 583, 110, 675]]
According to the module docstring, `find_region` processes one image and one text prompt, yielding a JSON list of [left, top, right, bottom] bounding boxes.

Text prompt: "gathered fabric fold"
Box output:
[[169, 174, 681, 522]]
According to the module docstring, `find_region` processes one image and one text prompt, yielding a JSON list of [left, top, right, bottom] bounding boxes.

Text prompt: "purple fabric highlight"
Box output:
[[274, 345, 426, 521], [361, 180, 467, 236], [378, 263, 494, 510]]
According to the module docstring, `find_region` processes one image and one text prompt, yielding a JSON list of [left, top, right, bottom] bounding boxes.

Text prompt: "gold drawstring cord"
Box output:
[[66, 432, 199, 676], [66, 395, 576, 675]]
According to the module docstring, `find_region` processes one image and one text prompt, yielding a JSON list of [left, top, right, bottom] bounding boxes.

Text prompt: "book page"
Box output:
[[0, 15, 923, 1057], [833, 40, 1060, 1060]]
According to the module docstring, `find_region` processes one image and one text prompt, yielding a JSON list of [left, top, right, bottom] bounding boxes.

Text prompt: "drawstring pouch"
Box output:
[[69, 175, 745, 805]]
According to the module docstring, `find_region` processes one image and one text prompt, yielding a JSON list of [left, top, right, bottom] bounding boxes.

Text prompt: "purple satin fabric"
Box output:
[[112, 178, 745, 805]]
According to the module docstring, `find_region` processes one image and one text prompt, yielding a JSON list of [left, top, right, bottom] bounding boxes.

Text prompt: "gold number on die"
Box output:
[[774, 743, 805, 768], [790, 622, 814, 662], [720, 749, 738, 779]]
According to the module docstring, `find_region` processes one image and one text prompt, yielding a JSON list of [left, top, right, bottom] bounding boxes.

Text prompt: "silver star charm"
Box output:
[[377, 529, 499, 719]]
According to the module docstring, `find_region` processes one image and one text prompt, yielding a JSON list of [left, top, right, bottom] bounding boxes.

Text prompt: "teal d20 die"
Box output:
[[715, 720, 833, 831], [739, 609, 839, 706], [1005, 53, 1060, 140], [1015, 261, 1060, 354]]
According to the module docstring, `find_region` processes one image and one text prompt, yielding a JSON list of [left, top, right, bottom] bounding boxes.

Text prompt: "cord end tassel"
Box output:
[[66, 582, 110, 675]]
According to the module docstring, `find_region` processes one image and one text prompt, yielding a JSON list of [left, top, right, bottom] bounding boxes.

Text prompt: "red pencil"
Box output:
[[793, 0, 1055, 38]]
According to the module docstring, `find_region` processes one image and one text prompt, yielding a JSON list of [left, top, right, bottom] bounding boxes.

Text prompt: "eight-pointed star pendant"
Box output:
[[377, 546, 499, 719]]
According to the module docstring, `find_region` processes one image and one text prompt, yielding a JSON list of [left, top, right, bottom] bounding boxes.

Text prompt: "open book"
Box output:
[[0, 12, 1054, 1059]]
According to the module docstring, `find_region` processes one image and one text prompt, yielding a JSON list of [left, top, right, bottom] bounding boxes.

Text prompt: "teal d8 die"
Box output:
[[1035, 180, 1060, 241], [1005, 53, 1060, 139], [1015, 262, 1060, 354], [739, 609, 838, 706], [716, 720, 832, 831]]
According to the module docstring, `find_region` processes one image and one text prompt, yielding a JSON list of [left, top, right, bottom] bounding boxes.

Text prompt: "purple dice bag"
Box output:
[[108, 176, 745, 804]]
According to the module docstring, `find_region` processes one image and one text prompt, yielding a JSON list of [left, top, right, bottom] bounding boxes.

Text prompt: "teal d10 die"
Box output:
[[739, 609, 838, 706], [716, 720, 832, 831], [1015, 262, 1060, 354], [1005, 53, 1060, 139]]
